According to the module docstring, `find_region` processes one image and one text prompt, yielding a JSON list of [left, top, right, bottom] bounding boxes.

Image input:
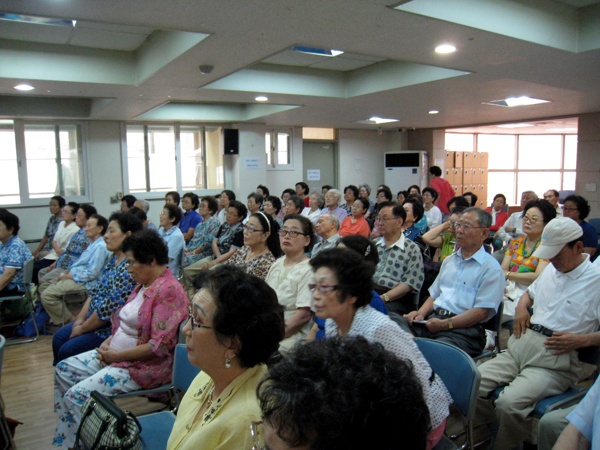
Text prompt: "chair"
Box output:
[[473, 301, 504, 362], [414, 338, 481, 450], [0, 334, 5, 386], [136, 344, 200, 449], [0, 258, 39, 345]]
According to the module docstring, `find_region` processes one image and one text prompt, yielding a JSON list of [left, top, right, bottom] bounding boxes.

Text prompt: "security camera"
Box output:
[[199, 65, 214, 75]]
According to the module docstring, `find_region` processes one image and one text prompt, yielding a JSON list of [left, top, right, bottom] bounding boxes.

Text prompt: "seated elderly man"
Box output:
[[319, 188, 348, 223], [372, 202, 424, 316], [477, 217, 600, 450], [0, 209, 32, 297], [398, 207, 505, 357], [311, 212, 340, 257], [133, 199, 158, 231]]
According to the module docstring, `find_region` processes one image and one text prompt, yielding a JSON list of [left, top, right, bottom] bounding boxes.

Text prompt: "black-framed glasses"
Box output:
[[278, 228, 306, 238], [250, 420, 264, 450], [308, 283, 341, 295], [453, 222, 486, 231], [522, 215, 541, 224], [243, 224, 264, 233], [188, 308, 213, 330]]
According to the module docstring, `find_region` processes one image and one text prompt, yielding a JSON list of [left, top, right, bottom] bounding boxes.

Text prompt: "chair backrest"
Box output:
[[22, 257, 34, 286], [483, 301, 503, 334], [588, 218, 600, 236], [414, 338, 481, 420], [172, 344, 200, 393], [0, 334, 5, 386]]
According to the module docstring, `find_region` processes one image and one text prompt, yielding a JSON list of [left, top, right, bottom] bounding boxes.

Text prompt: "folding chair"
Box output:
[[0, 258, 39, 345], [473, 301, 504, 362], [415, 338, 481, 450], [136, 344, 200, 449]]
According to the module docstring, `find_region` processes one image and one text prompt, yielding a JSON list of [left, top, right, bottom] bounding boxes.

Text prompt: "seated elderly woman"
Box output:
[[256, 336, 431, 450], [167, 265, 284, 450], [53, 229, 188, 448], [183, 196, 221, 267], [486, 193, 509, 251], [180, 192, 202, 243], [284, 195, 304, 216], [264, 195, 284, 227], [342, 185, 359, 215], [562, 194, 598, 257], [159, 203, 186, 275], [226, 212, 282, 280], [0, 209, 32, 297], [368, 187, 393, 236], [421, 206, 466, 262], [266, 214, 316, 352], [339, 197, 371, 238], [402, 196, 426, 241], [50, 213, 138, 365], [358, 184, 375, 219], [309, 248, 452, 449], [320, 188, 348, 223], [422, 187, 443, 230], [31, 195, 64, 262], [301, 191, 323, 224]]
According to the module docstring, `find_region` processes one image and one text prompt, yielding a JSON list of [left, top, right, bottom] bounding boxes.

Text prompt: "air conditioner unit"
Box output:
[[383, 151, 429, 196]]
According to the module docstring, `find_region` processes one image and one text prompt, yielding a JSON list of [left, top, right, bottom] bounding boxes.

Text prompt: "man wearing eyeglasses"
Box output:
[[398, 207, 504, 357], [372, 202, 424, 316], [311, 213, 340, 257]]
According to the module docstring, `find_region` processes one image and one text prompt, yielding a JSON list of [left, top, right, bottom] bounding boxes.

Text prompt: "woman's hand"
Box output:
[[70, 324, 84, 338], [96, 346, 122, 365]]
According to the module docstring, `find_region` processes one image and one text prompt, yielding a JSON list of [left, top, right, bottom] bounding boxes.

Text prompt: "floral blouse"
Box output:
[[226, 245, 276, 280], [111, 268, 188, 389], [184, 216, 220, 266]]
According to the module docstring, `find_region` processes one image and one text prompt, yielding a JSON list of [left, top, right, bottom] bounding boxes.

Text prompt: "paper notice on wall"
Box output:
[[244, 158, 260, 170], [307, 169, 320, 181]]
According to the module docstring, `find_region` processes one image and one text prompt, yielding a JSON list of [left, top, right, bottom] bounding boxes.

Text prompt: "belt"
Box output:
[[529, 324, 554, 337], [434, 308, 457, 318]]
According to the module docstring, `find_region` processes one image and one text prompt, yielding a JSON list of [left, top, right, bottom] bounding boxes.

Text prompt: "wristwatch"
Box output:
[[447, 318, 454, 330], [382, 293, 390, 303]]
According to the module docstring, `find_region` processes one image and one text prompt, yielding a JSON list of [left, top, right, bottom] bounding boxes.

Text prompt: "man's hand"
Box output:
[[425, 318, 448, 334], [545, 332, 585, 355], [513, 307, 531, 338], [404, 311, 424, 325]]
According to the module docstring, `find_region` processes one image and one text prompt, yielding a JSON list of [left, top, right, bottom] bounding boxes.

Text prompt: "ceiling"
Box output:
[[0, 0, 599, 133]]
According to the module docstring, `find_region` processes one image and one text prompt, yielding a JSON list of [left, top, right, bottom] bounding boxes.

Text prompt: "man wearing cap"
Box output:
[[477, 217, 600, 450]]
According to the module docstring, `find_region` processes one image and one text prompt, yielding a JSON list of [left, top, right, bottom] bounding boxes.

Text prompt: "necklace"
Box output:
[[205, 385, 215, 410]]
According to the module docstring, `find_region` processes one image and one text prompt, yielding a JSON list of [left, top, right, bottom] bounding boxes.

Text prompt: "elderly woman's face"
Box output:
[[49, 199, 62, 216], [226, 206, 243, 225], [104, 220, 127, 253], [0, 220, 13, 243], [159, 208, 173, 228], [311, 267, 355, 322], [184, 288, 222, 370], [343, 189, 355, 203], [351, 200, 366, 217], [358, 187, 369, 199], [124, 250, 153, 287], [165, 195, 177, 206], [562, 200, 581, 221], [493, 196, 505, 212], [308, 193, 320, 209]]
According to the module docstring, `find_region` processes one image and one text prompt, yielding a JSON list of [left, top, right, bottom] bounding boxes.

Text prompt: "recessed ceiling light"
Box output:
[[292, 45, 344, 57], [496, 123, 535, 128], [483, 96, 550, 107], [14, 84, 34, 91], [0, 12, 75, 27], [255, 96, 268, 102], [355, 117, 399, 124], [435, 44, 456, 54], [428, 110, 439, 115]]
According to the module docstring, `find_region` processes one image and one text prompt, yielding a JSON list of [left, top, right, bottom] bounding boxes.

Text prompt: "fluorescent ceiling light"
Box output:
[[435, 44, 457, 54], [483, 96, 550, 107], [428, 110, 439, 114], [0, 12, 75, 27], [356, 117, 399, 124], [14, 84, 35, 91], [547, 127, 577, 133], [255, 96, 268, 102], [496, 123, 535, 128], [292, 45, 344, 57]]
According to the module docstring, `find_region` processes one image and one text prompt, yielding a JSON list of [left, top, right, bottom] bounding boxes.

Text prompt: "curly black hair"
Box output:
[[257, 336, 431, 450], [122, 229, 169, 265]]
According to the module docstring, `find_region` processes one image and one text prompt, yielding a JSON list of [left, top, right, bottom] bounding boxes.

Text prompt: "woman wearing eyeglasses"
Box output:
[[53, 229, 188, 448], [167, 265, 284, 450], [562, 194, 598, 257], [265, 214, 316, 352], [309, 248, 452, 450], [500, 199, 555, 322], [226, 212, 282, 280]]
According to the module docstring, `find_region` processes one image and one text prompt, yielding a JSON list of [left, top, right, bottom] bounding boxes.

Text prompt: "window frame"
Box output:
[[266, 128, 295, 171], [120, 122, 224, 200], [0, 119, 91, 208]]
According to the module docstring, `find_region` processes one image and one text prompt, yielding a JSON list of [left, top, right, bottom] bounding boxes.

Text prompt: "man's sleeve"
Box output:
[[566, 377, 600, 443], [400, 243, 424, 292]]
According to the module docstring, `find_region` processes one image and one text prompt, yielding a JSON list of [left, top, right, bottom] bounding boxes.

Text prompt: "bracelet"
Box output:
[[506, 271, 511, 279]]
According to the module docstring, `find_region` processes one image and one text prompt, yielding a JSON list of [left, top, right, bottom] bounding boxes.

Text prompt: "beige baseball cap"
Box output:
[[532, 217, 583, 260]]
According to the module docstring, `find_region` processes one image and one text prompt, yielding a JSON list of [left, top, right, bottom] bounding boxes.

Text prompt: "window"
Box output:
[[266, 129, 294, 169], [0, 120, 88, 206], [123, 124, 224, 195]]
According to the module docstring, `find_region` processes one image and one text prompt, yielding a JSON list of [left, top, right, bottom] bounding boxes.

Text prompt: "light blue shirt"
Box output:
[[429, 245, 505, 321], [159, 226, 185, 275], [70, 238, 110, 290], [567, 375, 600, 449]]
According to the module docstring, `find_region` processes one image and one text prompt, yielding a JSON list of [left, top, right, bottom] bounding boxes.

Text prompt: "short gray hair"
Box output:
[[522, 190, 538, 200], [326, 189, 342, 205], [320, 212, 340, 230], [358, 184, 371, 196], [464, 207, 492, 228], [134, 199, 150, 213], [310, 191, 325, 208]]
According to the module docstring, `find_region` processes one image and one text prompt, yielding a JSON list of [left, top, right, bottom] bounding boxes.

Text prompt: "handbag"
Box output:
[[74, 391, 142, 450]]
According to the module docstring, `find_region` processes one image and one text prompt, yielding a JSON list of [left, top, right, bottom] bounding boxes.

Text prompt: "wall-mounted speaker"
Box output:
[[223, 129, 239, 155]]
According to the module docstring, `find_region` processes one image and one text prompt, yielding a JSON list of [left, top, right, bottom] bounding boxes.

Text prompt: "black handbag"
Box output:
[[74, 391, 142, 450]]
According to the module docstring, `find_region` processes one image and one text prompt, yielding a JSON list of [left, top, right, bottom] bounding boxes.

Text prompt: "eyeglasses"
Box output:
[[188, 308, 213, 331], [522, 215, 541, 224], [250, 421, 265, 450], [308, 283, 341, 294], [376, 216, 397, 222], [278, 228, 306, 238], [124, 259, 138, 268], [225, 211, 239, 217], [243, 224, 264, 233], [453, 222, 486, 231]]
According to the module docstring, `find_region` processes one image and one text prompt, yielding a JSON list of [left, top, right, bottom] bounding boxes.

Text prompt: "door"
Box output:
[[302, 142, 337, 193]]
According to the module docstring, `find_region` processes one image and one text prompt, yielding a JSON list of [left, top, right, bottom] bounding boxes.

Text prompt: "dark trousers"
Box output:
[[52, 322, 105, 366]]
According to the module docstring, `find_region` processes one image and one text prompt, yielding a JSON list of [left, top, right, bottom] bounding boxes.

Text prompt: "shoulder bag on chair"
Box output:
[[74, 390, 142, 450]]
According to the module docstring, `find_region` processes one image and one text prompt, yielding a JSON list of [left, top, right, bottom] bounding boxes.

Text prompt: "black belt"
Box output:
[[529, 324, 554, 337], [434, 308, 457, 318]]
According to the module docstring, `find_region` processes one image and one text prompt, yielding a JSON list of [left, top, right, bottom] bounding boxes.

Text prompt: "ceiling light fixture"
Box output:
[[292, 45, 344, 57], [255, 96, 268, 102], [496, 123, 535, 128], [428, 110, 439, 114], [435, 44, 456, 54], [14, 84, 35, 91], [367, 117, 399, 124], [199, 65, 214, 75], [0, 12, 75, 27], [483, 96, 550, 107]]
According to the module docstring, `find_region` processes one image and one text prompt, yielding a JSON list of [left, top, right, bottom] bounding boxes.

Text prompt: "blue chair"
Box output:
[[415, 338, 481, 450], [473, 301, 504, 362], [136, 344, 200, 449]]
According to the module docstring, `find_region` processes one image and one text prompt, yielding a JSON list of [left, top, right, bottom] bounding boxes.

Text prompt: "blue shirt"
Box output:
[[56, 228, 89, 270], [184, 215, 221, 266], [580, 220, 598, 249], [567, 375, 600, 449], [43, 215, 63, 252], [429, 245, 505, 321], [88, 255, 136, 339], [70, 238, 110, 290], [159, 226, 185, 275], [0, 235, 32, 291], [179, 210, 202, 242]]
